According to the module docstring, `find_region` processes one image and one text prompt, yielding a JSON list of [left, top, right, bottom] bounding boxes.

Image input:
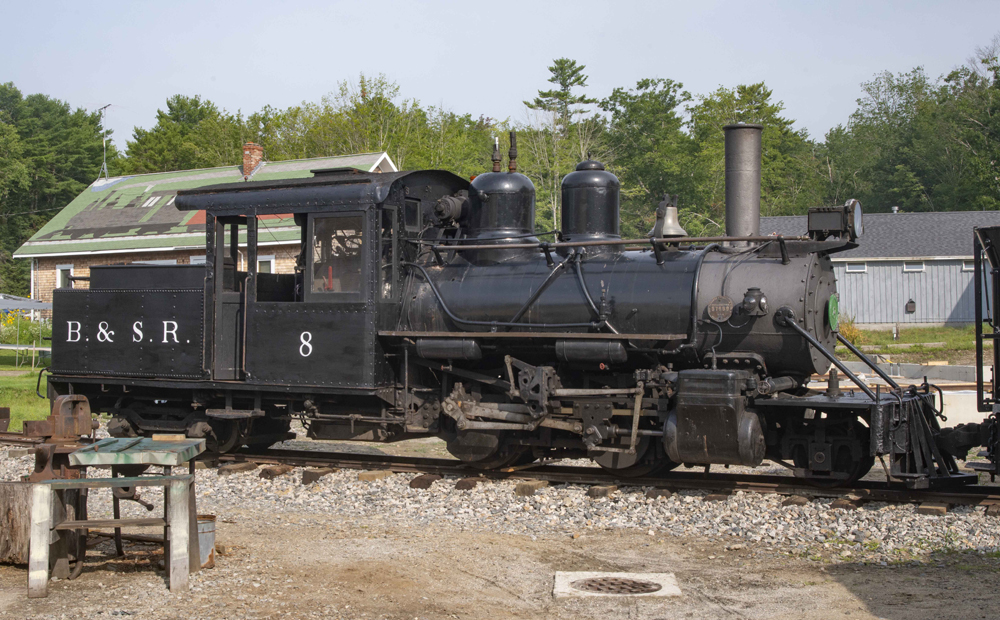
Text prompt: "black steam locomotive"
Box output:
[[45, 126, 997, 488]]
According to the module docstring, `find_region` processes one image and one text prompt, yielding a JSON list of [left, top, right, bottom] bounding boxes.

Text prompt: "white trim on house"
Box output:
[[16, 238, 301, 259], [831, 255, 974, 262], [902, 261, 926, 273], [845, 262, 867, 273], [189, 256, 207, 265], [130, 259, 178, 266], [963, 260, 978, 272], [368, 153, 397, 173], [257, 255, 275, 273], [30, 258, 35, 300]]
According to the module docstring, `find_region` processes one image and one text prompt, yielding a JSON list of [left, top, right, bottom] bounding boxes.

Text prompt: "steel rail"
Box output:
[[216, 448, 1000, 508]]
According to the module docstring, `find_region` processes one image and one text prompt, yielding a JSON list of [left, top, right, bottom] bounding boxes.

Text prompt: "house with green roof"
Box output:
[[15, 144, 396, 309]]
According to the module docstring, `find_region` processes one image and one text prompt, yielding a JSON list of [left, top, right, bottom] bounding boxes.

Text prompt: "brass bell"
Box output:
[[648, 194, 688, 239]]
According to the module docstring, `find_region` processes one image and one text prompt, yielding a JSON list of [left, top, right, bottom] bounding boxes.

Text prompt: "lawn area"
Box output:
[[0, 369, 49, 432], [838, 324, 986, 365]]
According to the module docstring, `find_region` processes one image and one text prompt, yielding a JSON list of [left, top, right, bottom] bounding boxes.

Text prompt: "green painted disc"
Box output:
[[827, 294, 840, 331]]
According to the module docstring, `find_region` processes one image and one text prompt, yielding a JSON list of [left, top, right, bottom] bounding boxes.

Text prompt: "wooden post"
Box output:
[[27, 484, 53, 598], [167, 480, 189, 592], [187, 461, 200, 573], [0, 482, 32, 564]]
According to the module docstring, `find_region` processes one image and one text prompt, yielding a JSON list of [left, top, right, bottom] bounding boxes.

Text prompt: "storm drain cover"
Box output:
[[553, 572, 682, 598], [572, 577, 662, 594]]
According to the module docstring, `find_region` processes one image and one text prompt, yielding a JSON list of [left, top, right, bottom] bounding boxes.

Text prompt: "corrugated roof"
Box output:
[[761, 211, 1000, 259], [14, 152, 395, 258]]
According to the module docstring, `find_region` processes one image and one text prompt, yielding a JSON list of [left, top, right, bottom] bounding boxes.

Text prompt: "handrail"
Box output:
[[421, 234, 807, 252]]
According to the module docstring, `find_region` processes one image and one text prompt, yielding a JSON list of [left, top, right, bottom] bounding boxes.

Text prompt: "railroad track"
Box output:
[[216, 448, 1000, 510]]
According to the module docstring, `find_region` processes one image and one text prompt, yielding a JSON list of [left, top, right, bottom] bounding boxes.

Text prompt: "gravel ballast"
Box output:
[[3, 448, 997, 567]]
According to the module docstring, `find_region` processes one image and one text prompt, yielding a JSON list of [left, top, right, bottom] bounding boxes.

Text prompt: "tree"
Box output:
[[520, 59, 606, 231], [600, 78, 695, 237], [0, 82, 112, 295], [123, 95, 223, 173], [524, 58, 597, 131], [688, 83, 826, 230]]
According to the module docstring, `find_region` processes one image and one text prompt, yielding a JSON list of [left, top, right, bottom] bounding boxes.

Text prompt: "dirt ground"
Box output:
[[0, 511, 997, 620]]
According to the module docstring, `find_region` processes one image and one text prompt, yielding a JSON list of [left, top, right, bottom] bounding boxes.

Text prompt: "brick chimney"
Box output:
[[243, 142, 264, 179]]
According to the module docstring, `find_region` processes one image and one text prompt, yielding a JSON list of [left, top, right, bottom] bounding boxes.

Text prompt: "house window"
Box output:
[[903, 261, 925, 273], [845, 262, 867, 273], [56, 264, 73, 288], [189, 255, 207, 265], [257, 255, 275, 274], [963, 260, 977, 272]]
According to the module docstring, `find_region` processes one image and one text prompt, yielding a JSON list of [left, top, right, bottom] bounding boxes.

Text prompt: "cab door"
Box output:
[[213, 216, 247, 381], [245, 210, 375, 388]]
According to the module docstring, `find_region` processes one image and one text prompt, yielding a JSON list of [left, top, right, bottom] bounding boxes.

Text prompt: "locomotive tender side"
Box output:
[[43, 127, 999, 487]]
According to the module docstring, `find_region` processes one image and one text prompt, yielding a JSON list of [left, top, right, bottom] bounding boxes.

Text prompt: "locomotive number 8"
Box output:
[[299, 331, 313, 357]]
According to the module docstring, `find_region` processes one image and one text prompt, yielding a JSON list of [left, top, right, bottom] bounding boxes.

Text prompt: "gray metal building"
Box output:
[[761, 211, 1000, 327]]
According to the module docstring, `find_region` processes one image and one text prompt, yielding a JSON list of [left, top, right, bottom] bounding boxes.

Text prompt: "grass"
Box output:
[[0, 369, 49, 432], [838, 324, 986, 365]]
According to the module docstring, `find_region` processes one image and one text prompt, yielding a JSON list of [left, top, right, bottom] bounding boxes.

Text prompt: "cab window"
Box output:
[[310, 214, 364, 295]]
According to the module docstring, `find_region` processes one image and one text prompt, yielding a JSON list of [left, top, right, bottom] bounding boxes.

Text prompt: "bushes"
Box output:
[[837, 315, 864, 346], [0, 311, 50, 345]]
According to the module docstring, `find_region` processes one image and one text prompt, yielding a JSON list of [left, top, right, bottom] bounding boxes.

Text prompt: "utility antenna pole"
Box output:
[[97, 104, 111, 181]]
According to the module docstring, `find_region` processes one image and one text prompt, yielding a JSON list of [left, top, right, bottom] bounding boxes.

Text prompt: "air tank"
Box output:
[[560, 160, 621, 244]]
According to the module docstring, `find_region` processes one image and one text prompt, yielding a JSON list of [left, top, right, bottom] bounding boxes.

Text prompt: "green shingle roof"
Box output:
[[15, 152, 395, 258]]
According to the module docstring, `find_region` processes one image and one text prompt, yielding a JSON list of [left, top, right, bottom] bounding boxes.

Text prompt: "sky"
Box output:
[[3, 0, 999, 149]]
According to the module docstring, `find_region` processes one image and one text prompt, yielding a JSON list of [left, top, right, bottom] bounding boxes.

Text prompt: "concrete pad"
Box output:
[[6, 449, 33, 459], [553, 571, 681, 598]]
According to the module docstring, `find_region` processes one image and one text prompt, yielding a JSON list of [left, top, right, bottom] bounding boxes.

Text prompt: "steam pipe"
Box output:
[[723, 124, 763, 243]]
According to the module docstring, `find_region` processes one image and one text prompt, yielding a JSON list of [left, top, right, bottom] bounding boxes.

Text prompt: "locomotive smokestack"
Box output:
[[723, 124, 763, 241]]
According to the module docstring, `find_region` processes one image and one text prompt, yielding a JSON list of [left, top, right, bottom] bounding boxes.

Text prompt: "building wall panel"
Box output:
[[834, 259, 984, 325]]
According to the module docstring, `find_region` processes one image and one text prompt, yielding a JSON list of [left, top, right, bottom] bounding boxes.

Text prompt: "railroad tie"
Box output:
[[515, 480, 548, 496], [301, 468, 338, 485], [916, 502, 949, 516], [409, 474, 443, 489]]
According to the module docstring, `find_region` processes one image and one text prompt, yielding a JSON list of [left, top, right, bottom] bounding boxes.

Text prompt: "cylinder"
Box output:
[[560, 160, 621, 243], [416, 338, 482, 360], [555, 340, 627, 364], [723, 124, 763, 240], [197, 514, 216, 569]]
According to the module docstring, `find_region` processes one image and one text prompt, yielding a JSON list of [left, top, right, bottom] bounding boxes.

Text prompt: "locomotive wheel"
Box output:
[[207, 420, 242, 453], [791, 418, 874, 488], [593, 437, 678, 478], [243, 417, 292, 450], [446, 430, 529, 470]]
